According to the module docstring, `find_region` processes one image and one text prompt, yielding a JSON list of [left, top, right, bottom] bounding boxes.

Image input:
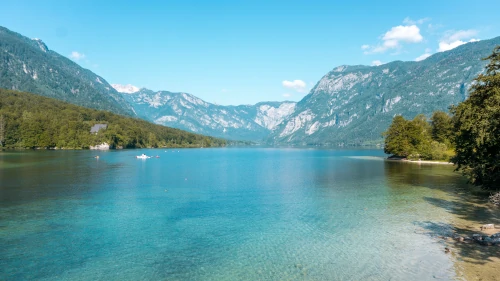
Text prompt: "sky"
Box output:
[[1, 0, 499, 105]]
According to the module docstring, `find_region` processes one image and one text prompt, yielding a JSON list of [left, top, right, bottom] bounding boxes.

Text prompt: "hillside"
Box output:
[[0, 26, 135, 116], [118, 88, 296, 141], [268, 36, 500, 145], [2, 25, 498, 146], [0, 89, 226, 149]]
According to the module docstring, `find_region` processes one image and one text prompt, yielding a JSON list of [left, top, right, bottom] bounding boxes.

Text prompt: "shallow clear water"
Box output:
[[0, 148, 478, 280]]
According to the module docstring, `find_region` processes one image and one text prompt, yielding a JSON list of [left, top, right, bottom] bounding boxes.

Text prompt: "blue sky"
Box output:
[[1, 0, 499, 105]]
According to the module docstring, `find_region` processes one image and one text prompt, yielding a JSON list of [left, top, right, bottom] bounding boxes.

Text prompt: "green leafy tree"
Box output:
[[383, 116, 413, 157], [451, 46, 500, 190], [384, 113, 453, 161], [0, 114, 4, 147], [409, 114, 432, 159], [0, 89, 227, 149], [431, 111, 453, 146]]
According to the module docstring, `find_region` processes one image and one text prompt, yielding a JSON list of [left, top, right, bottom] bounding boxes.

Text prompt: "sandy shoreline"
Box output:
[[385, 158, 453, 165]]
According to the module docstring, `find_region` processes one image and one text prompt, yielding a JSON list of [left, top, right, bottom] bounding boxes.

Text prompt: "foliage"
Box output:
[[430, 111, 453, 147], [269, 36, 500, 146], [0, 114, 4, 146], [384, 45, 500, 190], [0, 89, 226, 149], [383, 116, 413, 157], [0, 26, 134, 116], [383, 114, 453, 161], [451, 46, 500, 190]]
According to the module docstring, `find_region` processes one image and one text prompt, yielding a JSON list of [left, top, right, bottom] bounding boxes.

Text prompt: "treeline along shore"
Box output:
[[0, 88, 227, 149], [383, 46, 500, 199]]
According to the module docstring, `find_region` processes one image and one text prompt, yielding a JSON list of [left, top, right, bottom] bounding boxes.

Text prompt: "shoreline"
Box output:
[[385, 157, 453, 165]]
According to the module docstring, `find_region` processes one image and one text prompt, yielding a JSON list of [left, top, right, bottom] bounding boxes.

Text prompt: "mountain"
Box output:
[[0, 88, 226, 149], [0, 26, 135, 116], [116, 87, 296, 141], [268, 37, 500, 146], [3, 25, 497, 145]]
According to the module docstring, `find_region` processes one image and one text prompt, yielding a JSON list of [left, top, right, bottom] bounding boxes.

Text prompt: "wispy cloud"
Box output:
[[437, 29, 479, 52], [282, 93, 291, 98], [282, 80, 307, 93], [371, 60, 383, 66], [70, 51, 85, 60], [403, 17, 430, 25]]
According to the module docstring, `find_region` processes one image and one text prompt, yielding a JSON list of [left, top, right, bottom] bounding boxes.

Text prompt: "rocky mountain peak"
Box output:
[[31, 38, 48, 52]]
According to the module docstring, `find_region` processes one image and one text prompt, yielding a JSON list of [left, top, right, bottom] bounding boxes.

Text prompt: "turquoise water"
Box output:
[[0, 148, 473, 280]]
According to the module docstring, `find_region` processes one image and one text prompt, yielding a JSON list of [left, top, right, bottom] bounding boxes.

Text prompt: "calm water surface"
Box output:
[[0, 148, 487, 280]]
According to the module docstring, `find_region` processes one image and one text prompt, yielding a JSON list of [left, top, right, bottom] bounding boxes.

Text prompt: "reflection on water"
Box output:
[[0, 149, 498, 280]]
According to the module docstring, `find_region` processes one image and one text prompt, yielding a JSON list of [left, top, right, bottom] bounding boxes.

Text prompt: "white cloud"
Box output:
[[282, 93, 291, 98], [438, 38, 480, 52], [383, 25, 423, 43], [364, 25, 423, 54], [438, 41, 465, 52], [403, 17, 430, 25], [445, 30, 478, 42], [415, 53, 431, 61], [282, 80, 307, 93], [70, 51, 85, 60], [221, 88, 228, 93], [372, 60, 383, 66], [437, 30, 479, 52], [361, 44, 370, 50], [111, 84, 140, 94]]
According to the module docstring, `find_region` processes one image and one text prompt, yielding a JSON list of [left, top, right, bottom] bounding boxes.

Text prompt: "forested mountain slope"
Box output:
[[0, 89, 226, 149], [268, 37, 500, 145], [0, 26, 134, 116]]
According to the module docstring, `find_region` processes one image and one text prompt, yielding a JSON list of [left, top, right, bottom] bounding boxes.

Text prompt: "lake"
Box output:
[[1, 148, 498, 280]]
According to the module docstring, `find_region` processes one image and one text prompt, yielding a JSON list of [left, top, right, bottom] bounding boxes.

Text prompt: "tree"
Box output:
[[383, 116, 413, 157], [431, 111, 453, 146], [451, 46, 500, 190], [0, 114, 4, 147], [409, 114, 432, 158], [0, 89, 227, 149]]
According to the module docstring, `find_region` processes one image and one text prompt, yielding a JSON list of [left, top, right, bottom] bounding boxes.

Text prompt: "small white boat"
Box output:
[[136, 154, 150, 159]]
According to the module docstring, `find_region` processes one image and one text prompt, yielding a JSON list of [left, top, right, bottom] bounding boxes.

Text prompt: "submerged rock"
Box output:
[[479, 237, 494, 246]]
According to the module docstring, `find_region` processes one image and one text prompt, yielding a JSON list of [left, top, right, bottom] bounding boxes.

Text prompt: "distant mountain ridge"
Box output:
[[0, 26, 135, 116], [117, 87, 296, 141], [267, 36, 500, 145], [2, 25, 499, 145]]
